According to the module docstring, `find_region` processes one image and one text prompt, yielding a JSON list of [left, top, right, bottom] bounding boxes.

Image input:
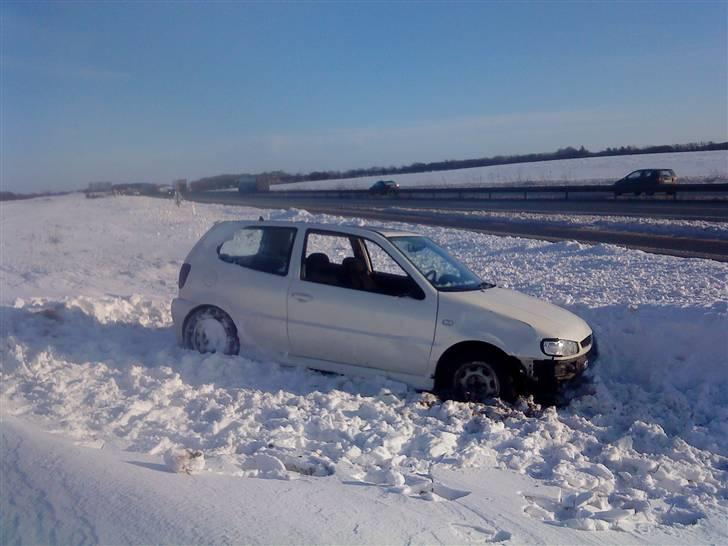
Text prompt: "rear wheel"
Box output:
[[450, 358, 516, 403], [183, 307, 239, 355]]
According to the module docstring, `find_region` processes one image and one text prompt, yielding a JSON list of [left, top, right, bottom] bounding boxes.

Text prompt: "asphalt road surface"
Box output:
[[188, 192, 728, 262]]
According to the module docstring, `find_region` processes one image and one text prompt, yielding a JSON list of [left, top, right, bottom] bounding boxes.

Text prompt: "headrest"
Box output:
[[306, 253, 330, 269], [342, 257, 366, 273]]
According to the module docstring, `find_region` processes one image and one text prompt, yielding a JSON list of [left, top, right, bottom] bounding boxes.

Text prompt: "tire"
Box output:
[[450, 358, 517, 403], [183, 307, 239, 355]]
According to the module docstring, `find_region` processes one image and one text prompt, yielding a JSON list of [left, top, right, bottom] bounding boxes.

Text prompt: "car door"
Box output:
[[287, 229, 438, 377]]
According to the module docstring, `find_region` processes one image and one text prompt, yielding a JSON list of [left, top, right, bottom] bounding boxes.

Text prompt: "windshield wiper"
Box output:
[[437, 281, 493, 292]]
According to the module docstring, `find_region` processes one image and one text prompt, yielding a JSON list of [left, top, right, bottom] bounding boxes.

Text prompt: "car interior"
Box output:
[[302, 233, 425, 299]]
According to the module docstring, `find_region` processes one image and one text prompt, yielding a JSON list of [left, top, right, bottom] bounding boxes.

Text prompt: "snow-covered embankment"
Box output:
[[1, 194, 726, 543]]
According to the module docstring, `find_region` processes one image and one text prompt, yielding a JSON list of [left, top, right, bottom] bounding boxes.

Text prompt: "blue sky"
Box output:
[[2, 1, 726, 192]]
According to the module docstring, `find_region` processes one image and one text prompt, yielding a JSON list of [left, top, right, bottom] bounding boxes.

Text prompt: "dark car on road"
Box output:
[[369, 180, 400, 196], [613, 169, 678, 196]]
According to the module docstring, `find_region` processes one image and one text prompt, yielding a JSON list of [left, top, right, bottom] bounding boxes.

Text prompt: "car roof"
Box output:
[[214, 220, 421, 238]]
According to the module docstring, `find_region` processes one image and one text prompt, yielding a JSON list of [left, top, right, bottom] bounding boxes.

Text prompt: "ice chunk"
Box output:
[[242, 452, 288, 480], [163, 448, 205, 474]]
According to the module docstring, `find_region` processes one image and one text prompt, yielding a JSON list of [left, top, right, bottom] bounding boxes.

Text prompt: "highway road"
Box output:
[[188, 192, 728, 262]]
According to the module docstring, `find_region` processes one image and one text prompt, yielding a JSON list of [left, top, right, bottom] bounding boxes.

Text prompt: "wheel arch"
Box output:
[[433, 340, 524, 391]]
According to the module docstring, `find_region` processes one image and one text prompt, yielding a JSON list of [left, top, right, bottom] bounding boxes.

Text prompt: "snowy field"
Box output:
[[273, 150, 728, 190], [1, 194, 727, 544]]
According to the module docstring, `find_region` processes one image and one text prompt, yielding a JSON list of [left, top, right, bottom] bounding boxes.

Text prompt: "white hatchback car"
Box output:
[[172, 221, 596, 402]]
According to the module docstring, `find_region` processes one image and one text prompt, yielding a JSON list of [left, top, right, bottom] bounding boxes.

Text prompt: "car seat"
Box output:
[[341, 257, 376, 291], [305, 253, 335, 284]]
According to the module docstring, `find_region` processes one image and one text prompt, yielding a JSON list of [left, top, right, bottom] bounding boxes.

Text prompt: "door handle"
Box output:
[[290, 292, 313, 302]]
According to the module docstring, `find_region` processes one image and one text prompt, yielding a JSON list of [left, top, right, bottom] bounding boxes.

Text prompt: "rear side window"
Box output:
[[218, 226, 296, 276]]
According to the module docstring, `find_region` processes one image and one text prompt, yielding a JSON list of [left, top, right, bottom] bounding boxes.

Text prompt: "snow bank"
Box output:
[[272, 150, 728, 190], [1, 194, 727, 538]]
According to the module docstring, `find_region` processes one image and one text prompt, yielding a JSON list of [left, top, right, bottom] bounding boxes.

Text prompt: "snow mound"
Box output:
[[2, 296, 726, 530]]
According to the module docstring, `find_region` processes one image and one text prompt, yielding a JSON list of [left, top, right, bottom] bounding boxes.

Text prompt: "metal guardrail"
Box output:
[[260, 182, 728, 201]]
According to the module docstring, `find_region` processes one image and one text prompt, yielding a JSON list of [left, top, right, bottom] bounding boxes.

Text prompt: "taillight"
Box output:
[[178, 263, 191, 289]]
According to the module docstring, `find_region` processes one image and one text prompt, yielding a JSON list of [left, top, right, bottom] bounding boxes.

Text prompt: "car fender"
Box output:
[[429, 300, 541, 377]]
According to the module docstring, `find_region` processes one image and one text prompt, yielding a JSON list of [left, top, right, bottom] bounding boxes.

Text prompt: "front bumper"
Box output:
[[532, 338, 598, 386]]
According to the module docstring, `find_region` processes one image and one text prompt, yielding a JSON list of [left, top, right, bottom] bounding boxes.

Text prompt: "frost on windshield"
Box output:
[[391, 236, 482, 290], [403, 244, 460, 279]]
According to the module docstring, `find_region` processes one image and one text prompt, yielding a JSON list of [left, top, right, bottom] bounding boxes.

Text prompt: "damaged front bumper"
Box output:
[[525, 337, 598, 388]]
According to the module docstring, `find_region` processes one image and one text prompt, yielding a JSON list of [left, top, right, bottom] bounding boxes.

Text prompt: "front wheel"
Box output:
[[183, 307, 239, 355], [451, 359, 516, 403]]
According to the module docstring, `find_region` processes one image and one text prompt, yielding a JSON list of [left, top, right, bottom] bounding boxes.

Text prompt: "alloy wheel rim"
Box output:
[[455, 362, 500, 400]]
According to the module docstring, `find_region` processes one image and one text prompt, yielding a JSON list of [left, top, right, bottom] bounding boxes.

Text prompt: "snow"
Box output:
[[164, 447, 206, 474], [1, 194, 727, 544], [271, 150, 728, 190]]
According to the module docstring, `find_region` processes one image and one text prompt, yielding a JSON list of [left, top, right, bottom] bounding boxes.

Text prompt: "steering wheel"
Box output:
[[424, 269, 438, 283]]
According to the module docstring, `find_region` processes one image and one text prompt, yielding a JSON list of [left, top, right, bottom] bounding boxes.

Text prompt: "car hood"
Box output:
[[441, 287, 592, 342]]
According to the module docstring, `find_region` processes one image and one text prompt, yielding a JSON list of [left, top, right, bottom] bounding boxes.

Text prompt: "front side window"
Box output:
[[390, 236, 488, 292], [302, 230, 424, 299], [305, 232, 354, 264], [627, 171, 642, 180], [365, 239, 404, 275], [218, 226, 296, 276]]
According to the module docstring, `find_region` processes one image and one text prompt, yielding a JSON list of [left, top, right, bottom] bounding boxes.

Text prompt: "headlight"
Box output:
[[541, 338, 579, 357]]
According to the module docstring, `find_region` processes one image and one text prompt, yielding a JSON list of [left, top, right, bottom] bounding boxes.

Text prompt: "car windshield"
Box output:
[[389, 236, 491, 291]]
